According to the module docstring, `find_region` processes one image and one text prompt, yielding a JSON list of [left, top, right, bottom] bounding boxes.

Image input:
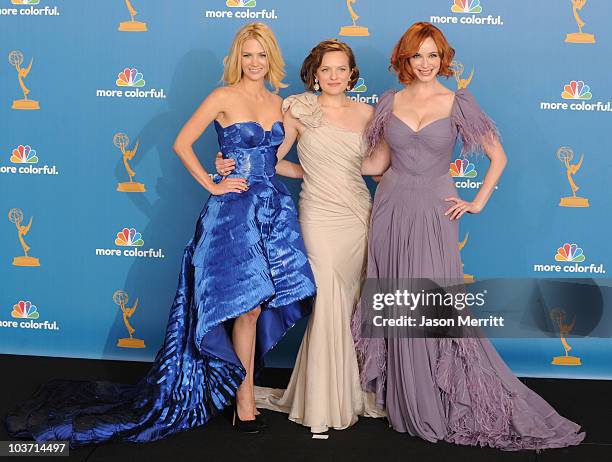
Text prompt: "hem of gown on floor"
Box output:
[[351, 87, 586, 452], [6, 238, 314, 447], [254, 385, 386, 434]]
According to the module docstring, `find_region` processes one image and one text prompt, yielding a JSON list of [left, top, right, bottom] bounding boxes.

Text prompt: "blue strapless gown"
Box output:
[[5, 121, 316, 447]]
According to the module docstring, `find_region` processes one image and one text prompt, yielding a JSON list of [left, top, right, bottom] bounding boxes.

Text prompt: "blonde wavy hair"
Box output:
[[223, 23, 287, 93]]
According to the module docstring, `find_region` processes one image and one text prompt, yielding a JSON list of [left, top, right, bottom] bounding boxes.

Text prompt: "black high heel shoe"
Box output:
[[232, 404, 260, 433], [254, 412, 267, 429]]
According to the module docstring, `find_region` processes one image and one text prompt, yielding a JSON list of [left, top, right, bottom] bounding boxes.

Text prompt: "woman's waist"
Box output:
[[383, 167, 454, 188], [300, 183, 371, 206], [226, 170, 276, 183], [214, 174, 291, 199], [299, 202, 370, 225], [222, 148, 277, 177], [301, 175, 370, 196], [299, 188, 371, 220]]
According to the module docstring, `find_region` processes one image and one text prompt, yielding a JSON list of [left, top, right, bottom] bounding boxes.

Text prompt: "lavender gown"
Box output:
[[351, 89, 585, 450]]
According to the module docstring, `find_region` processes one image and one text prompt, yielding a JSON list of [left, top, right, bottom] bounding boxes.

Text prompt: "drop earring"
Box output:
[[346, 84, 352, 91], [314, 78, 320, 92]]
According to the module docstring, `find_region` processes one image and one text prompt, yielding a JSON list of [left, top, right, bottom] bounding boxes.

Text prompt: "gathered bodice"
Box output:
[[386, 111, 458, 178], [214, 120, 284, 182], [366, 88, 498, 180], [282, 92, 372, 224], [213, 120, 291, 198]]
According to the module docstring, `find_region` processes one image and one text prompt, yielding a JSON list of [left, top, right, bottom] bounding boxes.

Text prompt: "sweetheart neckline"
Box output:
[[214, 119, 284, 133], [390, 90, 456, 134], [389, 113, 451, 133]]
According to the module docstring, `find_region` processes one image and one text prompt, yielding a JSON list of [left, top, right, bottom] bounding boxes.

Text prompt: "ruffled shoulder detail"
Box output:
[[364, 89, 396, 156], [282, 92, 323, 129], [451, 89, 499, 156]]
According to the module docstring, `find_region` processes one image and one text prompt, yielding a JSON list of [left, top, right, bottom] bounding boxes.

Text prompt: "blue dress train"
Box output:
[[5, 120, 316, 446]]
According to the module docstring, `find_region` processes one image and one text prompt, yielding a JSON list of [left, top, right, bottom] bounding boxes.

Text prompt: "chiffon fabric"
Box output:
[[5, 120, 316, 447], [351, 89, 585, 450], [255, 93, 384, 433]]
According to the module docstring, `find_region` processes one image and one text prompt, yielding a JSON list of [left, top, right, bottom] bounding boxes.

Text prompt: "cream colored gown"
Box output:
[[255, 92, 384, 433]]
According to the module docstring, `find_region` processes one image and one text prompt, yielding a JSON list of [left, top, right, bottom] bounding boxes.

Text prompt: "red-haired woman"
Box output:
[[352, 22, 585, 450]]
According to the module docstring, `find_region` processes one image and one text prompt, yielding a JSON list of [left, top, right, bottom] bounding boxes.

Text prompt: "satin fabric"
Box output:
[[255, 93, 384, 433], [6, 120, 316, 447]]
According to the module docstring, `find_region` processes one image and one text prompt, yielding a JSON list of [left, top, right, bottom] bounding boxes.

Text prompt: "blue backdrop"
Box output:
[[1, 0, 611, 379]]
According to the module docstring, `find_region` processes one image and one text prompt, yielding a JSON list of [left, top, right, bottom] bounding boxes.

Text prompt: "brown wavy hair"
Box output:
[[300, 39, 360, 91], [390, 22, 455, 84]]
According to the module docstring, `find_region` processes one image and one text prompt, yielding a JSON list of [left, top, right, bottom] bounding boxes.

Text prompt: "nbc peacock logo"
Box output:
[[1, 145, 59, 176], [226, 0, 256, 6], [12, 300, 39, 319], [95, 227, 165, 258], [450, 158, 482, 189], [205, 0, 277, 20], [532, 242, 605, 274], [430, 0, 502, 26], [347, 77, 378, 104], [451, 0, 482, 14], [561, 80, 592, 100], [349, 77, 367, 93], [11, 145, 38, 164], [555, 243, 585, 262], [95, 67, 166, 100], [116, 68, 146, 88], [115, 227, 144, 247], [450, 158, 476, 178], [540, 80, 612, 112], [1, 300, 60, 331]]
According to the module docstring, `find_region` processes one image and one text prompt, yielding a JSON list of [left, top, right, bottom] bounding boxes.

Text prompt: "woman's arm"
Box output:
[[276, 160, 304, 179], [445, 134, 507, 220], [361, 139, 391, 176], [173, 88, 247, 195], [275, 110, 304, 179], [472, 135, 507, 209]]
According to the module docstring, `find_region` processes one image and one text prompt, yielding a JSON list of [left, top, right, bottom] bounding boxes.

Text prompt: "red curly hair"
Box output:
[[390, 22, 455, 84]]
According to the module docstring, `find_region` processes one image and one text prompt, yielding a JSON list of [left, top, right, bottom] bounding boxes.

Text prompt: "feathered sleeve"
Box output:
[[282, 92, 323, 129], [451, 89, 499, 156], [364, 89, 396, 156]]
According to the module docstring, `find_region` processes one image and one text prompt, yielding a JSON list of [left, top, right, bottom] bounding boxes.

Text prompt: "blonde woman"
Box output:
[[6, 23, 315, 445]]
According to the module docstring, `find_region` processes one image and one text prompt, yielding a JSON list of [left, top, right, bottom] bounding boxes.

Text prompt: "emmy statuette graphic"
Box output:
[[339, 0, 369, 37], [565, 0, 595, 43], [113, 290, 146, 348], [550, 308, 581, 366], [451, 60, 474, 90], [8, 208, 40, 267], [557, 146, 589, 207], [8, 51, 39, 110], [458, 233, 474, 283], [118, 0, 148, 32], [114, 132, 146, 193]]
